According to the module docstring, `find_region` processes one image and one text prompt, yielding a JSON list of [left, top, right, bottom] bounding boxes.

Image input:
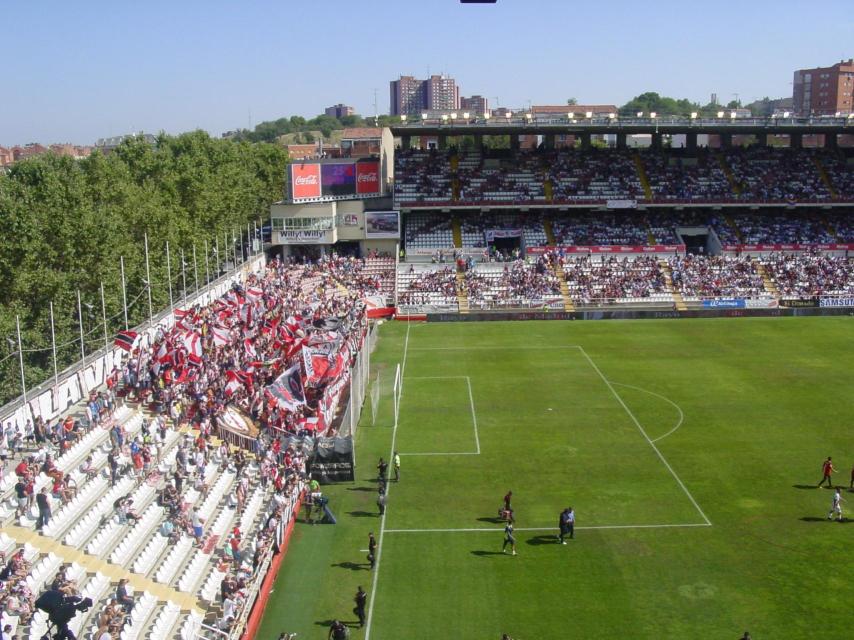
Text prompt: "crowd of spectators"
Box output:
[[724, 148, 830, 202], [562, 256, 669, 303], [466, 258, 561, 308], [668, 255, 766, 299], [760, 253, 854, 297], [641, 149, 732, 201], [714, 212, 838, 246], [552, 213, 651, 246], [548, 149, 642, 202], [398, 267, 458, 306]]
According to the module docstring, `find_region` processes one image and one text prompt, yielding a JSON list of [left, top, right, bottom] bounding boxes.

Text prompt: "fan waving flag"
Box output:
[[114, 330, 139, 352], [211, 325, 230, 347], [245, 286, 263, 302], [183, 331, 203, 365], [267, 363, 306, 410]]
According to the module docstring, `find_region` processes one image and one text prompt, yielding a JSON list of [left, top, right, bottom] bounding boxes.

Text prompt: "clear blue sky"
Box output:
[[2, 0, 851, 145]]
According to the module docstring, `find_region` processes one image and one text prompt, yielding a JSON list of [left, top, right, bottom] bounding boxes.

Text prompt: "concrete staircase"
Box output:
[[659, 260, 687, 311], [716, 152, 742, 196], [753, 260, 780, 297], [544, 177, 554, 202], [452, 217, 463, 248], [553, 264, 575, 311], [543, 217, 556, 246], [455, 270, 470, 314], [723, 213, 744, 243], [632, 153, 653, 201], [813, 156, 838, 199]]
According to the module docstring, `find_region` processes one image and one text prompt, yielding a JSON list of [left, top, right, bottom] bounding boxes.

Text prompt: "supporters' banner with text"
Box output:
[[484, 229, 522, 241]]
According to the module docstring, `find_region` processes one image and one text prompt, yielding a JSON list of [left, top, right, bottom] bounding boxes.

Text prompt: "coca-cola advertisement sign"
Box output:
[[356, 161, 380, 195], [290, 164, 321, 200]]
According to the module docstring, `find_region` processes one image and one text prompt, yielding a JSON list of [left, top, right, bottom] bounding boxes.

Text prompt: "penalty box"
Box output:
[[388, 345, 709, 531]]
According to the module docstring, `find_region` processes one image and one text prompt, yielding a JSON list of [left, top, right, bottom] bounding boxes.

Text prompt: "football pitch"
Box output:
[[258, 317, 854, 640]]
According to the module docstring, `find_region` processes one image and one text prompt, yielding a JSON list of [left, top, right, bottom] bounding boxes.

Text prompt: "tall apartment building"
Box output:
[[460, 95, 488, 115], [325, 104, 354, 119], [389, 74, 460, 115], [793, 59, 854, 116]]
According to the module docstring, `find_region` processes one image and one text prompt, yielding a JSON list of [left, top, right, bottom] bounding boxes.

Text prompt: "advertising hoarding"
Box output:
[[356, 161, 380, 195], [365, 211, 400, 238], [289, 164, 322, 200]]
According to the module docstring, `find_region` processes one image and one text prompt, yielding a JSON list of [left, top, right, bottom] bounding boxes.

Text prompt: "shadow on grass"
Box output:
[[792, 484, 822, 490], [800, 516, 850, 523], [476, 516, 505, 524], [470, 550, 506, 557], [347, 486, 377, 492], [315, 620, 360, 630], [331, 561, 371, 571], [347, 511, 378, 518], [526, 535, 561, 546]]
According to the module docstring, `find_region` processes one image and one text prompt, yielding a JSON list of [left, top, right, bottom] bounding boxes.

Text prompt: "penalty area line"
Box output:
[[384, 523, 712, 534]]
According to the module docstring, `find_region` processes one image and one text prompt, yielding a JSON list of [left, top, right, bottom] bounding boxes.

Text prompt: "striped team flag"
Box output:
[[114, 331, 139, 352]]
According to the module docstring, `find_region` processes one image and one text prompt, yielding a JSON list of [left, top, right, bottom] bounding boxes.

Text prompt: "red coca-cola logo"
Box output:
[[291, 164, 321, 199], [356, 162, 380, 194]]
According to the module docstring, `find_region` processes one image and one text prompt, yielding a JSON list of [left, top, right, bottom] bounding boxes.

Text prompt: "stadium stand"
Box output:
[[561, 256, 671, 305], [465, 259, 562, 309], [0, 258, 378, 640], [551, 213, 650, 246], [760, 253, 854, 297], [668, 255, 766, 300]]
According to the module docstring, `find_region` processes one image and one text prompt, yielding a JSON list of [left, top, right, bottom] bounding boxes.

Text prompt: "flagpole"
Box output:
[[192, 243, 199, 294], [49, 301, 58, 389], [180, 247, 187, 304], [215, 236, 220, 277], [165, 241, 174, 309], [232, 229, 238, 265], [247, 223, 251, 257], [120, 255, 128, 330], [77, 289, 86, 367], [144, 232, 154, 327], [100, 281, 109, 352], [15, 315, 27, 405], [204, 238, 210, 286]]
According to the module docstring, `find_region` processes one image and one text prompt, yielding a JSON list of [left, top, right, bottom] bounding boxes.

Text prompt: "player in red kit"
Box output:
[[818, 457, 836, 488]]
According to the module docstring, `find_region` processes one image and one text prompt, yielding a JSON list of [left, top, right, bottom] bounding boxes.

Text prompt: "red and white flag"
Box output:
[[114, 330, 139, 352], [225, 370, 242, 397], [245, 286, 263, 302], [183, 331, 203, 365], [211, 325, 230, 347], [243, 338, 257, 359]]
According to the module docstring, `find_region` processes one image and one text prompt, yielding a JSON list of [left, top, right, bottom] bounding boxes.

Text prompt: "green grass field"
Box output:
[[258, 317, 854, 640]]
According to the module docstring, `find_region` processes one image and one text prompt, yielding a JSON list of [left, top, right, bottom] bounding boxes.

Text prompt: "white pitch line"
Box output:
[[364, 321, 410, 640], [577, 346, 712, 526], [385, 523, 712, 534], [408, 345, 582, 351], [399, 452, 480, 456], [465, 376, 481, 455], [609, 382, 685, 444], [405, 375, 469, 379]]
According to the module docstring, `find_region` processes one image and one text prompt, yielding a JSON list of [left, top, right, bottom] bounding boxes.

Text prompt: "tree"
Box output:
[[567, 98, 578, 106], [0, 132, 288, 405]]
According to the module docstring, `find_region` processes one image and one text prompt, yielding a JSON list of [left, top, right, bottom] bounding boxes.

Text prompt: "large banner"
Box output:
[[820, 297, 854, 307], [356, 161, 380, 195], [276, 229, 333, 244], [527, 244, 685, 255], [484, 229, 522, 241], [606, 199, 638, 209], [289, 163, 322, 200], [365, 211, 400, 238], [722, 243, 854, 252]]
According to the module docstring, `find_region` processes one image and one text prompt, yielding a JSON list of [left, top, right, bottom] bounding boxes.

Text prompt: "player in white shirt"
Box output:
[[827, 488, 843, 522]]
